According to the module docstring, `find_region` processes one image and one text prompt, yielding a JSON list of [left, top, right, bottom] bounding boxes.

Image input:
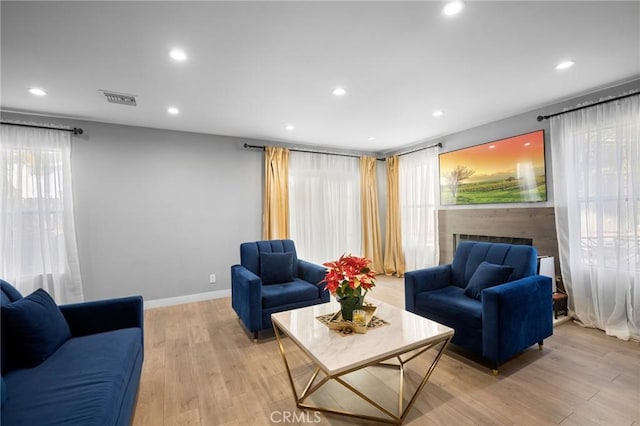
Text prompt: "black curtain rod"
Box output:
[[396, 142, 442, 157], [243, 143, 385, 161], [536, 91, 638, 122], [1, 121, 84, 135]]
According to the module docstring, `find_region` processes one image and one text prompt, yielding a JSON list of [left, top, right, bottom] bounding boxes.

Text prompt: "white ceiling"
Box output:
[[1, 1, 639, 152]]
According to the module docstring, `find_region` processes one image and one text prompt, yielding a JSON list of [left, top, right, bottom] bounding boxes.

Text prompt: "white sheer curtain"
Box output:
[[1, 124, 84, 303], [551, 94, 639, 341], [289, 152, 361, 265], [399, 147, 440, 271]]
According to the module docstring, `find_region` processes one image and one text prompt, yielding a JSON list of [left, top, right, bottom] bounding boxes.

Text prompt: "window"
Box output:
[[399, 148, 440, 271], [1, 124, 83, 303], [289, 152, 361, 265], [550, 94, 639, 340]]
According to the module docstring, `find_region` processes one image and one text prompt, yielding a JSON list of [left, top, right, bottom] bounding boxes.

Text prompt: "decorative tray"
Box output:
[[326, 303, 377, 334]]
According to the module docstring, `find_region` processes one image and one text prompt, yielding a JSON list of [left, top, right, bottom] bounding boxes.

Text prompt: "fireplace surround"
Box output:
[[439, 207, 560, 288]]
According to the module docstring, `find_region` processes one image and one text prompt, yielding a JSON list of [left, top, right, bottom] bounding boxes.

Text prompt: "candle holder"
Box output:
[[352, 309, 366, 325]]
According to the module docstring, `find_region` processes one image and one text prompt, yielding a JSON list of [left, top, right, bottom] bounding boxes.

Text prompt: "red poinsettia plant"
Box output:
[[321, 254, 376, 300]]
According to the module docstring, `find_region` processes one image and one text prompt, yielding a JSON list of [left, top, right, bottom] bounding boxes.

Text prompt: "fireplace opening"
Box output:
[[454, 234, 533, 250]]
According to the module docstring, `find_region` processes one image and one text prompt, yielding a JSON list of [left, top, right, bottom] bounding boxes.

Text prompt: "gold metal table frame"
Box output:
[[273, 321, 452, 425]]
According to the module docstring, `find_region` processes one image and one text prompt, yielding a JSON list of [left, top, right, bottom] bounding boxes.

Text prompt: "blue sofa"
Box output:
[[231, 239, 329, 339], [1, 279, 144, 425], [405, 242, 553, 372]]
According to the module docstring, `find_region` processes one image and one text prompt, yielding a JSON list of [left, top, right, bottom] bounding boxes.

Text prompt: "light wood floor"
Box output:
[[132, 276, 640, 425]]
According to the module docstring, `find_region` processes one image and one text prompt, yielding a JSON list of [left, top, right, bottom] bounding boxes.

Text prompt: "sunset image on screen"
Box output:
[[439, 130, 546, 205]]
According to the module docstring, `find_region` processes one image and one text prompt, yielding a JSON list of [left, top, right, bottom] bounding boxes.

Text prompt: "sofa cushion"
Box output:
[[1, 280, 23, 305], [1, 280, 23, 375], [261, 252, 295, 285], [1, 288, 71, 368], [1, 328, 142, 426], [262, 279, 319, 308], [464, 261, 514, 300], [415, 286, 483, 330]]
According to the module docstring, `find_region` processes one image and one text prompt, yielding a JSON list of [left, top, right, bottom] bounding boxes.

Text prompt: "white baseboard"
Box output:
[[144, 288, 231, 310], [553, 315, 572, 327]]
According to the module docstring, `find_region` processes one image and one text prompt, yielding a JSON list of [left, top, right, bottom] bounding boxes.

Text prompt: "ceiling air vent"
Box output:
[[101, 90, 137, 106]]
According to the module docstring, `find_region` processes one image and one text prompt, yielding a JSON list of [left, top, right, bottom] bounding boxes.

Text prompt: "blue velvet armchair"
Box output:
[[231, 240, 329, 340], [405, 241, 553, 372]]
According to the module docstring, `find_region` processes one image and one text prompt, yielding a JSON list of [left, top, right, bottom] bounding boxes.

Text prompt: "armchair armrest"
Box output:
[[482, 275, 553, 363], [298, 260, 330, 302], [231, 265, 263, 331], [404, 264, 452, 311], [60, 296, 143, 339]]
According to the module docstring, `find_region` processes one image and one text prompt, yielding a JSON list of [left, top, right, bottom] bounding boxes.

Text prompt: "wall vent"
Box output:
[[101, 90, 137, 106]]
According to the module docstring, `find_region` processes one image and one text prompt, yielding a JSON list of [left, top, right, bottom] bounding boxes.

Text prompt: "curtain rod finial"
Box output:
[[536, 115, 544, 122]]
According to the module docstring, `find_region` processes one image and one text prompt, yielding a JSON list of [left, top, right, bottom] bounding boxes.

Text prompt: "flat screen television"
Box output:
[[439, 129, 547, 205]]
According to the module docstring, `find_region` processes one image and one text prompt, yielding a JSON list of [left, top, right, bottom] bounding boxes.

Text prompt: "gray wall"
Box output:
[[439, 78, 639, 156], [2, 112, 263, 301]]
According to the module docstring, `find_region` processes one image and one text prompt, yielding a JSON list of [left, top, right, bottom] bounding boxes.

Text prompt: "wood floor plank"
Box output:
[[165, 408, 201, 426], [132, 345, 166, 426]]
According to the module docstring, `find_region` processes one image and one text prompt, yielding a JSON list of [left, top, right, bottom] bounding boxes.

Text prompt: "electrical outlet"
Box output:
[[209, 274, 216, 284]]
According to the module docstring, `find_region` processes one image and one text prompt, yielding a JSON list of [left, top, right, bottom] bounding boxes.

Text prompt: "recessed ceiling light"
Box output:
[[285, 124, 295, 131], [556, 60, 575, 70], [28, 88, 47, 96], [432, 110, 444, 117], [169, 49, 187, 62], [368, 137, 376, 141], [443, 1, 464, 16], [332, 87, 347, 96], [167, 107, 180, 115]]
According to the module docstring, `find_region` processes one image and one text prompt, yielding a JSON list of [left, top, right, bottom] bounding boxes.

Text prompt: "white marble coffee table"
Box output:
[[271, 298, 454, 425]]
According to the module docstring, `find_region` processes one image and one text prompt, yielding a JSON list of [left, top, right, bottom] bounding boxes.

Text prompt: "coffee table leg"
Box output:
[[273, 322, 300, 402], [398, 358, 405, 415], [399, 336, 452, 423]]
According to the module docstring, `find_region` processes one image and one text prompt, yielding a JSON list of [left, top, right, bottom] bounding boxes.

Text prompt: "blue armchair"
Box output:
[[405, 242, 553, 372], [231, 240, 329, 340]]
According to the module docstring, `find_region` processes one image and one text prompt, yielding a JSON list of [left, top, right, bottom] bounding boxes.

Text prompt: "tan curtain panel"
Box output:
[[383, 155, 406, 277], [262, 146, 290, 240], [359, 156, 384, 274]]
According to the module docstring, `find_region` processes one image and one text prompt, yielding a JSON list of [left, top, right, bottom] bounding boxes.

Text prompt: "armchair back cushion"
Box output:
[[451, 241, 537, 287], [260, 252, 295, 285], [464, 261, 514, 300], [241, 239, 299, 279]]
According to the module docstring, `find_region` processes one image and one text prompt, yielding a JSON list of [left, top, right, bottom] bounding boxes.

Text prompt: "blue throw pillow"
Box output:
[[1, 288, 71, 368], [260, 252, 294, 285], [464, 261, 514, 300]]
